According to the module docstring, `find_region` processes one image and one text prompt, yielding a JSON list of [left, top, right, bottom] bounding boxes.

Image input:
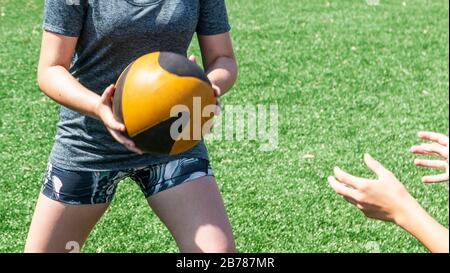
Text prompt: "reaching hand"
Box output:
[[328, 154, 415, 224], [328, 151, 450, 253], [410, 131, 449, 183]]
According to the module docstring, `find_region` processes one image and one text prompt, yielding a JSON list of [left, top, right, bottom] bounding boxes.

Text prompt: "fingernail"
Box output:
[[412, 145, 420, 150], [327, 176, 335, 186]]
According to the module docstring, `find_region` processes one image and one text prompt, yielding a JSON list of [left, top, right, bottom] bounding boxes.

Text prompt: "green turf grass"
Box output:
[[0, 0, 448, 253]]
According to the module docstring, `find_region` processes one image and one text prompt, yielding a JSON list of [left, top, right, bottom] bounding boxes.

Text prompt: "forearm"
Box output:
[[205, 56, 237, 96], [396, 198, 449, 253], [38, 65, 100, 118]]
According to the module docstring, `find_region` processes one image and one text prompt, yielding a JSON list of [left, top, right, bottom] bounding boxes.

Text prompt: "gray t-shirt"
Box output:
[[43, 0, 230, 171]]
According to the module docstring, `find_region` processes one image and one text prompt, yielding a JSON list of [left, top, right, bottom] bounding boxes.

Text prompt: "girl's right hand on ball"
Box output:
[[95, 84, 143, 155]]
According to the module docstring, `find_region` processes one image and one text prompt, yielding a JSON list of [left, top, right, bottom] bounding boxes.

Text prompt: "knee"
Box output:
[[198, 236, 236, 253], [191, 225, 236, 253]]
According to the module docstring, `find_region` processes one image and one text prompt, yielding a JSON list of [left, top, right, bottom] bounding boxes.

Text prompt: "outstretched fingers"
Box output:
[[417, 131, 449, 146], [364, 153, 392, 178]]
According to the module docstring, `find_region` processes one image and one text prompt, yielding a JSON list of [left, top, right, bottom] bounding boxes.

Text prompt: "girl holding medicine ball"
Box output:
[[25, 0, 238, 253]]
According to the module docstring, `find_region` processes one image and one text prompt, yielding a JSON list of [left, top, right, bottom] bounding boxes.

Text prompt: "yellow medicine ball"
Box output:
[[113, 51, 216, 155]]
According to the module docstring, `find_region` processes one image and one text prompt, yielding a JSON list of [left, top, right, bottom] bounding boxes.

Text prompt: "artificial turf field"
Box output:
[[0, 0, 448, 253]]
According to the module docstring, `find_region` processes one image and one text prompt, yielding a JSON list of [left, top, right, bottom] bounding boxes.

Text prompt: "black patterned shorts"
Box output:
[[41, 158, 213, 205]]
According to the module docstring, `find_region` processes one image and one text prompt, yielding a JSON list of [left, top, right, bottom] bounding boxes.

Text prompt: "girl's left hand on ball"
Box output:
[[189, 55, 221, 116]]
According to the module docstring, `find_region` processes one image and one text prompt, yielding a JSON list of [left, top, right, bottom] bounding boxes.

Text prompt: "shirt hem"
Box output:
[[48, 154, 209, 172]]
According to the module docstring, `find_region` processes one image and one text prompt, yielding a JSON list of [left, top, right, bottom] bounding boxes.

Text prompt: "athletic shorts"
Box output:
[[41, 158, 213, 205]]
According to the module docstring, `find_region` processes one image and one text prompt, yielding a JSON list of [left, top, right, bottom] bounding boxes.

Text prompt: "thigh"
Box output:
[[25, 193, 109, 253], [147, 176, 235, 253], [25, 163, 128, 252]]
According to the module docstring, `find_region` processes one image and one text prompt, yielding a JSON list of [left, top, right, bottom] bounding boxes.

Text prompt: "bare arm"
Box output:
[[198, 32, 237, 96], [37, 32, 99, 117], [397, 199, 449, 253], [37, 31, 141, 153]]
